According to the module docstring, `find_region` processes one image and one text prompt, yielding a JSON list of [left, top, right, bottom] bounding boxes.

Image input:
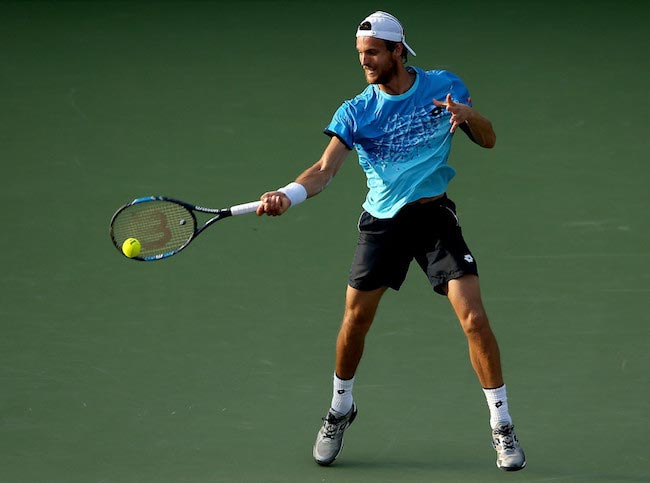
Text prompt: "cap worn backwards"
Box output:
[[355, 11, 416, 56]]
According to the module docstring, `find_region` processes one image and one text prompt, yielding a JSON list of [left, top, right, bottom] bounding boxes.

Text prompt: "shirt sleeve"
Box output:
[[445, 71, 472, 107], [324, 102, 355, 150]]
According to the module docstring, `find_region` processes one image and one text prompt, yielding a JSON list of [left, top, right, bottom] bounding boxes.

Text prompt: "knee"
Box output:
[[459, 309, 491, 337], [342, 305, 375, 333]]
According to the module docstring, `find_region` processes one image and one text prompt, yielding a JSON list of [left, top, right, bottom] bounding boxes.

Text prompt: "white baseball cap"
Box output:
[[355, 11, 416, 56]]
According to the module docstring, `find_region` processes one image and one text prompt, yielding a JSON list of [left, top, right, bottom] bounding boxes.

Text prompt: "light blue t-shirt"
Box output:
[[325, 67, 472, 218]]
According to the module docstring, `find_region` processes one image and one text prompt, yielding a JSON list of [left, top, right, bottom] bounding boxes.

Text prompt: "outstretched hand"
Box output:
[[433, 93, 473, 133]]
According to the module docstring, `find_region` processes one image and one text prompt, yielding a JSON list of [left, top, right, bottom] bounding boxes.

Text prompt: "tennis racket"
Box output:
[[110, 196, 261, 261]]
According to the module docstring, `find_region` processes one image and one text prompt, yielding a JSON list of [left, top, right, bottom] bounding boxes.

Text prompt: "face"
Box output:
[[356, 36, 401, 85]]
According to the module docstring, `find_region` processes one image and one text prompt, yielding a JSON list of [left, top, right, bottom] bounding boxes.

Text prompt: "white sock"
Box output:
[[482, 384, 512, 428], [330, 373, 355, 415]]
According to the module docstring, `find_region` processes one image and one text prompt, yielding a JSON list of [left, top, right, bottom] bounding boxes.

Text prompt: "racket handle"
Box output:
[[230, 201, 261, 216]]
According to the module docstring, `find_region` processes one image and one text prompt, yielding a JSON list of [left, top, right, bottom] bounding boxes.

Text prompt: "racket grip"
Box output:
[[230, 201, 261, 216]]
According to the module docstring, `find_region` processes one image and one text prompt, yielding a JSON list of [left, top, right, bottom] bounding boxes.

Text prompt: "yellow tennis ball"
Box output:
[[122, 237, 141, 258]]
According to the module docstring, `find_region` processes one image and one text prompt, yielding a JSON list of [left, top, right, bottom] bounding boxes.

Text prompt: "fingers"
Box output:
[[450, 108, 466, 133], [433, 94, 461, 133], [433, 93, 457, 110], [257, 191, 290, 216], [446, 93, 454, 106]]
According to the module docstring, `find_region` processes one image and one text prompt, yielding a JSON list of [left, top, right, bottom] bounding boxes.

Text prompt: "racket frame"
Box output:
[[110, 196, 259, 261]]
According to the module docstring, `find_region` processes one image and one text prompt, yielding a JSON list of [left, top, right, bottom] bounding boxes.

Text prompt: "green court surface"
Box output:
[[1, 1, 649, 482]]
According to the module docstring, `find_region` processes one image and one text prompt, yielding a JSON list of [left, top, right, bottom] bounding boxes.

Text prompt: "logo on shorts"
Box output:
[[337, 390, 346, 395], [464, 254, 474, 263]]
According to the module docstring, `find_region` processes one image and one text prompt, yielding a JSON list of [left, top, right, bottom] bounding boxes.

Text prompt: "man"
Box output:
[[256, 11, 526, 472]]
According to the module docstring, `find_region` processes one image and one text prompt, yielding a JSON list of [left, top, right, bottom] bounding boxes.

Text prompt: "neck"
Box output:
[[379, 66, 415, 95]]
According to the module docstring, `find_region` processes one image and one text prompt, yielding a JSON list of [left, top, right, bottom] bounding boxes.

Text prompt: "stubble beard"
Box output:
[[364, 57, 399, 85]]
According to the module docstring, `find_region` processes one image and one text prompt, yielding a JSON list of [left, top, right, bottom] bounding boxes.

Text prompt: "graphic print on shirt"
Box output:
[[365, 104, 452, 171]]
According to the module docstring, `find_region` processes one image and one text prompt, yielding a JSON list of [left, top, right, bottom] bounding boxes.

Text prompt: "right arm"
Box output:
[[257, 136, 351, 216]]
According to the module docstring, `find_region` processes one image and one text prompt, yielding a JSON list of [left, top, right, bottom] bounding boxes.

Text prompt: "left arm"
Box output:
[[434, 93, 496, 148]]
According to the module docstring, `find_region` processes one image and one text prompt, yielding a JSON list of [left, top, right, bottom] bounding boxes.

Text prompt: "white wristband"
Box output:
[[278, 182, 308, 207]]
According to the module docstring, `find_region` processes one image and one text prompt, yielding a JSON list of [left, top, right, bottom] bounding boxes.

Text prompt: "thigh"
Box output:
[[446, 274, 488, 325], [343, 285, 388, 323]]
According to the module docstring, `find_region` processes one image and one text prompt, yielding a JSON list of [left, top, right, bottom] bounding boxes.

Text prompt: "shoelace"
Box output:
[[494, 427, 517, 451], [322, 415, 345, 439]]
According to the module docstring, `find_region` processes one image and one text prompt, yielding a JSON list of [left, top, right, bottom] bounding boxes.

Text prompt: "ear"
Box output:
[[394, 42, 404, 58]]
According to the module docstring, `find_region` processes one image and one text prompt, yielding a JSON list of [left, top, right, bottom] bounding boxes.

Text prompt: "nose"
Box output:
[[359, 52, 369, 66]]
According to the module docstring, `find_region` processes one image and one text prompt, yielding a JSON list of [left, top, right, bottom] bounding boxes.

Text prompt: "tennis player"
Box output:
[[257, 10, 526, 472]]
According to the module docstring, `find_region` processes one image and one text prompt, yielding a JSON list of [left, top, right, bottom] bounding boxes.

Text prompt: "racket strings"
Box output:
[[112, 201, 195, 257]]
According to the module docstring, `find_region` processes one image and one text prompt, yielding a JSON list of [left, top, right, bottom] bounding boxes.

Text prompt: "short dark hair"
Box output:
[[384, 40, 408, 63]]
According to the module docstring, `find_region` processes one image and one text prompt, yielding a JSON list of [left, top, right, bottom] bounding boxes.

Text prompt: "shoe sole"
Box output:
[[497, 460, 527, 472]]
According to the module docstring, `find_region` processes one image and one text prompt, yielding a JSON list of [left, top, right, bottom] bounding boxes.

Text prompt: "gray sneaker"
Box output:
[[492, 422, 526, 471], [312, 404, 358, 466]]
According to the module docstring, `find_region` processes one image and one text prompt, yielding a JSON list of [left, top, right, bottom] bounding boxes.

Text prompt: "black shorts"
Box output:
[[348, 194, 478, 295]]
